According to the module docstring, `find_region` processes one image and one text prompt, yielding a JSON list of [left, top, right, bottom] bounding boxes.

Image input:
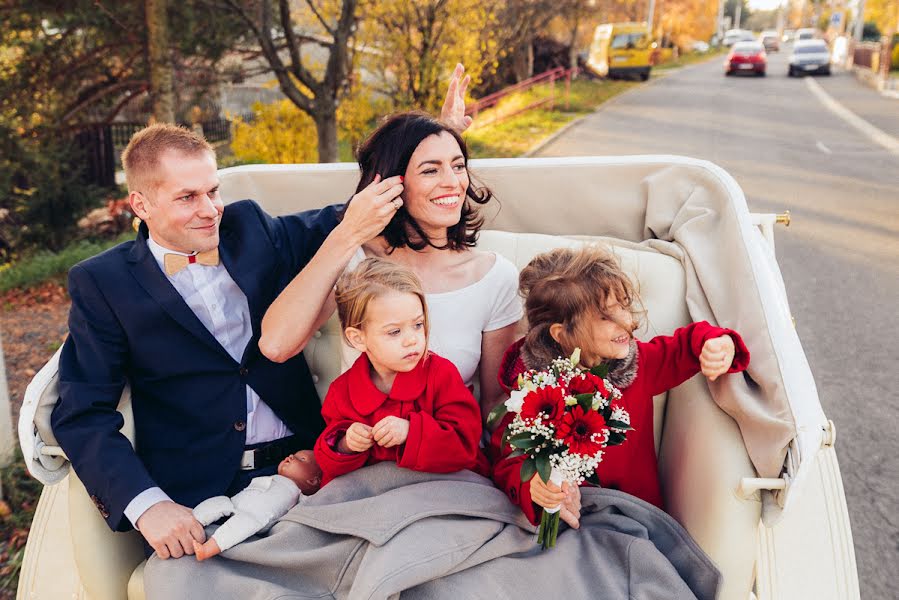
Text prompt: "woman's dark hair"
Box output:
[[351, 111, 494, 251]]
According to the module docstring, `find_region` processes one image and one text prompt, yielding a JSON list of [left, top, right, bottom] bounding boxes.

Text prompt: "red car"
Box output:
[[725, 42, 767, 76]]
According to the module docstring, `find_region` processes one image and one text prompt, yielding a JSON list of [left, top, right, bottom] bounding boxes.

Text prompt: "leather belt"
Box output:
[[239, 435, 301, 470]]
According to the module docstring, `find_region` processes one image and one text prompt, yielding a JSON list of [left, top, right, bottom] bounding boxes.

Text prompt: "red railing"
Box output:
[[465, 66, 578, 127]]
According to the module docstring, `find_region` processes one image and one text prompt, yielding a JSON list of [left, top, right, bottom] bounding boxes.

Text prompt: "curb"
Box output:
[[525, 57, 719, 157], [804, 77, 899, 157]]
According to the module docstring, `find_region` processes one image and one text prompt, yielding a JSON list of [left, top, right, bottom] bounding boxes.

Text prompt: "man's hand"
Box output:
[[338, 174, 404, 246], [136, 501, 206, 560], [338, 422, 374, 453], [372, 416, 410, 448], [700, 334, 736, 381], [440, 63, 473, 133]]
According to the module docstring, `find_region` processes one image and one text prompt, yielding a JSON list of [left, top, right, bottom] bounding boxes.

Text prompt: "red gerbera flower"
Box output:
[[566, 372, 608, 397], [555, 406, 608, 456], [520, 386, 566, 423]]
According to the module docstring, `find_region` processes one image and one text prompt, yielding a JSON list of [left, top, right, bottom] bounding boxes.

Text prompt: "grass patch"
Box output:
[[465, 78, 638, 158], [0, 232, 133, 293], [0, 450, 43, 597]]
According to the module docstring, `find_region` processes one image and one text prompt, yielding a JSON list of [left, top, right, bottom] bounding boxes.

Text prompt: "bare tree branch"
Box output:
[[302, 0, 336, 37]]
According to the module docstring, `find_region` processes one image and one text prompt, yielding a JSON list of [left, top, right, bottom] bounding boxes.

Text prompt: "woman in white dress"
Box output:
[[260, 110, 521, 419]]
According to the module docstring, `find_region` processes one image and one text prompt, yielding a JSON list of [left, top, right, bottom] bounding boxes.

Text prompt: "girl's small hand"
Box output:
[[529, 473, 566, 511], [700, 334, 736, 381], [559, 481, 582, 529], [341, 422, 374, 453], [372, 416, 410, 448]]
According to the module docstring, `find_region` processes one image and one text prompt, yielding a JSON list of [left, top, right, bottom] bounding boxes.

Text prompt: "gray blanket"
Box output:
[[145, 464, 720, 600]]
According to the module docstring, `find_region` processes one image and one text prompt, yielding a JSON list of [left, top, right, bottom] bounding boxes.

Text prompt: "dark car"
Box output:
[[788, 40, 831, 76], [725, 42, 767, 76], [760, 30, 780, 52]]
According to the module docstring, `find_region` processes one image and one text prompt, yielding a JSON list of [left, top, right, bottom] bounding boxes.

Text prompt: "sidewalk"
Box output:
[[814, 68, 899, 138]]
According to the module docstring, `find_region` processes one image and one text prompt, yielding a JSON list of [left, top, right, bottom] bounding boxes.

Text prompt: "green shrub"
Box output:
[[0, 233, 132, 293]]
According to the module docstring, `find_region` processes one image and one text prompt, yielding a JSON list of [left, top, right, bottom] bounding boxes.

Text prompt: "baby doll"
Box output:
[[191, 449, 322, 561]]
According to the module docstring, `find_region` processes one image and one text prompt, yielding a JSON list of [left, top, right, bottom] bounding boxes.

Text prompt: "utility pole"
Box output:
[[853, 0, 866, 41], [735, 2, 743, 29], [717, 0, 726, 41], [648, 0, 656, 32]]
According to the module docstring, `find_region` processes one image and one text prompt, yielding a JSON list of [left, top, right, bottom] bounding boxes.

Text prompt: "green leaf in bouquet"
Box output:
[[606, 431, 627, 446], [507, 449, 525, 459], [576, 393, 593, 413], [606, 419, 633, 431], [536, 451, 551, 484], [507, 432, 541, 449], [585, 472, 601, 486], [520, 457, 537, 482], [486, 402, 508, 429], [590, 363, 610, 379]]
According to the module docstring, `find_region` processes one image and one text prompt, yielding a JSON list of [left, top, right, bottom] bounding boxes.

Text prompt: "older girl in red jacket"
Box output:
[[491, 246, 750, 526], [314, 258, 484, 486]]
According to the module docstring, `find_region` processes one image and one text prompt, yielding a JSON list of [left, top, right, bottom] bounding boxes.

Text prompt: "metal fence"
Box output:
[[76, 116, 247, 187], [465, 67, 579, 128]]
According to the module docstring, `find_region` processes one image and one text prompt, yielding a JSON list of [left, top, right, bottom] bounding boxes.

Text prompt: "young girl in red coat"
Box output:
[[491, 246, 750, 526], [314, 257, 485, 486]]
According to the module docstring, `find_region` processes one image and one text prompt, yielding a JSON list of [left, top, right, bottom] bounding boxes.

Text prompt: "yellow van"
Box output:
[[587, 22, 653, 81]]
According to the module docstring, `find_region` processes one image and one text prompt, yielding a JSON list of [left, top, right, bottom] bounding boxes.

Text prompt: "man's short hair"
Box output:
[[122, 123, 214, 193]]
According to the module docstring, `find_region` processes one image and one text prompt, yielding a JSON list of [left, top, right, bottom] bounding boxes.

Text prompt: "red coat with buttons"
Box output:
[[490, 321, 750, 525], [314, 352, 486, 486]]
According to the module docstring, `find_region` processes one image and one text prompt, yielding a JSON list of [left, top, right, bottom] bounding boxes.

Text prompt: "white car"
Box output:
[[789, 39, 832, 76], [723, 29, 755, 47], [795, 28, 817, 42], [691, 40, 710, 53]]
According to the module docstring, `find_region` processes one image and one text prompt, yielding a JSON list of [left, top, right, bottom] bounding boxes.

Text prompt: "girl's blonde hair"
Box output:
[[335, 258, 429, 345], [519, 246, 643, 368]]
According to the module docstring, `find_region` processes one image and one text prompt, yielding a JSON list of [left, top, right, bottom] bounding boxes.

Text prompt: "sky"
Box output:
[[747, 0, 785, 10]]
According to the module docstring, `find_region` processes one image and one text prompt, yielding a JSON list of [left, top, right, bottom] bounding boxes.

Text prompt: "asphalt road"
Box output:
[[536, 49, 899, 599]]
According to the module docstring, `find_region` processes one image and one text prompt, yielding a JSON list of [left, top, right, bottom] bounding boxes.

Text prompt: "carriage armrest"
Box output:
[[18, 346, 136, 485]]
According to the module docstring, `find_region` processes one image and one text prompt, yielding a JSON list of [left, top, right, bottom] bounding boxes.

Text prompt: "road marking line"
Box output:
[[805, 77, 899, 157], [816, 141, 832, 154]]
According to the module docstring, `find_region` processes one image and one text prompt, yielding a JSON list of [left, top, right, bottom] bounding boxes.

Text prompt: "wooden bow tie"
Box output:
[[163, 248, 219, 275]]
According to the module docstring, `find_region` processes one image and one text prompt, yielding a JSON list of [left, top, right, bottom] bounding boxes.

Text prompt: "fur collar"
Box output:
[[520, 339, 639, 390]]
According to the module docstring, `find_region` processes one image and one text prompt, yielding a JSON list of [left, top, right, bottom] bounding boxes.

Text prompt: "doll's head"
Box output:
[[336, 258, 429, 374], [278, 450, 322, 495], [519, 246, 642, 368]]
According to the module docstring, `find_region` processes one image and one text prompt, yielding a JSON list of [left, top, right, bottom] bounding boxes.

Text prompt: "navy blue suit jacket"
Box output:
[[52, 200, 338, 531]]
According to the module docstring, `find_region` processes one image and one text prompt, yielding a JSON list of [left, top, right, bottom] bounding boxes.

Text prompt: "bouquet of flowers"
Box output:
[[489, 349, 632, 549]]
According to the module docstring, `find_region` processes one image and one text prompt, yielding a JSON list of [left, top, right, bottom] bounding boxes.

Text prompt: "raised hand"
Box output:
[[371, 415, 410, 448], [700, 334, 736, 381], [136, 501, 206, 559], [440, 63, 473, 133], [339, 174, 404, 245], [339, 422, 375, 453]]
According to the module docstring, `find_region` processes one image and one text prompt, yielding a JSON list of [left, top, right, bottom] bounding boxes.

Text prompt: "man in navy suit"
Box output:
[[50, 124, 405, 559]]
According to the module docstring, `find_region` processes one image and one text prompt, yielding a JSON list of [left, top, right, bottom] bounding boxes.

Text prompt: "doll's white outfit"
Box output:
[[192, 474, 301, 553]]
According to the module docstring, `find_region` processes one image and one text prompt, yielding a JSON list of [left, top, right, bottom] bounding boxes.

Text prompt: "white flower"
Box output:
[[569, 347, 582, 368], [505, 388, 528, 414], [565, 394, 578, 407]]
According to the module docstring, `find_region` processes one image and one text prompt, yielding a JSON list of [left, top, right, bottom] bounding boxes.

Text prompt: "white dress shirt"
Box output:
[[124, 235, 292, 528]]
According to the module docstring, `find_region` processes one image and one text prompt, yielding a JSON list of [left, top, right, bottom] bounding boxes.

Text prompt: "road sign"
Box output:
[[830, 12, 842, 29]]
